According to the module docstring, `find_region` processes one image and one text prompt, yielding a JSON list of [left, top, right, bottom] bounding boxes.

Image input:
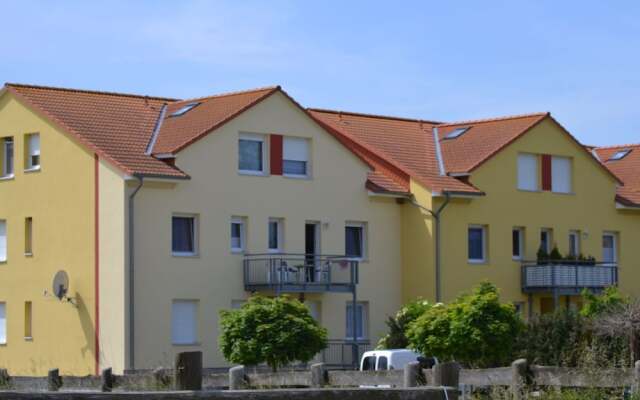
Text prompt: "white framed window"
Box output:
[[468, 225, 487, 263], [345, 222, 367, 260], [2, 137, 13, 177], [517, 153, 538, 191], [0, 220, 6, 262], [238, 133, 266, 175], [268, 218, 284, 253], [346, 302, 368, 340], [283, 137, 310, 177], [602, 232, 618, 265], [512, 227, 524, 260], [230, 217, 246, 253], [568, 230, 580, 258], [25, 133, 40, 171], [172, 214, 198, 256], [540, 228, 553, 254], [551, 156, 572, 194], [171, 300, 198, 345], [0, 302, 5, 344]]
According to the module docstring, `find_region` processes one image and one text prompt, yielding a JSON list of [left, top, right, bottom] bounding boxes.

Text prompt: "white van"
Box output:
[[359, 349, 437, 371]]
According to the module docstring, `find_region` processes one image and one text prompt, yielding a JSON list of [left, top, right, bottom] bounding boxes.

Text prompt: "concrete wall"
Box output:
[[0, 92, 96, 375], [130, 92, 404, 370]]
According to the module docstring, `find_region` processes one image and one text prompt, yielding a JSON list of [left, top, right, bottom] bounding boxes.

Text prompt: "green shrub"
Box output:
[[406, 282, 522, 367], [377, 298, 432, 349], [580, 287, 627, 318], [219, 295, 328, 371]]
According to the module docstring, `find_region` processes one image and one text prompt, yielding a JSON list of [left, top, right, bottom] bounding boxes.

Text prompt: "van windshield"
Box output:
[[362, 356, 376, 371]]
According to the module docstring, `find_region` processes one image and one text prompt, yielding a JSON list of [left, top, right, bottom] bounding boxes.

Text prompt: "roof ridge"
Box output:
[[175, 85, 281, 104], [308, 107, 441, 125], [595, 143, 640, 150], [438, 112, 549, 127], [6, 82, 177, 102]]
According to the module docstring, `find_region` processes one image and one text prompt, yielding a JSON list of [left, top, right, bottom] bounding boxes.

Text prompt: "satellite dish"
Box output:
[[52, 270, 69, 300]]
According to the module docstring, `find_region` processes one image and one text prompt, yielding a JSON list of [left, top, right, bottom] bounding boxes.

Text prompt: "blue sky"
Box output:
[[1, 1, 639, 146]]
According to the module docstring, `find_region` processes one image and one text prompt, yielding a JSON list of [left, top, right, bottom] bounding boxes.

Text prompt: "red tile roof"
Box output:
[[437, 113, 549, 173], [595, 144, 640, 207], [6, 83, 188, 178], [308, 109, 482, 195], [153, 86, 279, 154]]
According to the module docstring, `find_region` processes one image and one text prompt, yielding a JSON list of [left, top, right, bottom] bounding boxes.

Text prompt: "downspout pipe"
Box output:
[[128, 174, 144, 371], [410, 192, 450, 302]]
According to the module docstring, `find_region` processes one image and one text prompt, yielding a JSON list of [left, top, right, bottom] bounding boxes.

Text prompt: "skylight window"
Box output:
[[444, 127, 470, 140], [169, 103, 200, 117], [608, 149, 631, 161]]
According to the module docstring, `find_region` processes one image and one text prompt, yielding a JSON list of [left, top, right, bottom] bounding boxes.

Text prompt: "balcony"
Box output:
[[243, 254, 359, 293], [521, 261, 618, 295]]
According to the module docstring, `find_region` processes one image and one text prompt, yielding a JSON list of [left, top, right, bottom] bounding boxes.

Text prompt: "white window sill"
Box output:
[[24, 337, 33, 342], [0, 260, 6, 264], [468, 259, 488, 265], [267, 249, 283, 254], [512, 256, 522, 261], [283, 173, 310, 180], [0, 174, 14, 181], [24, 252, 33, 257], [238, 169, 266, 176], [172, 342, 200, 347], [517, 188, 541, 193], [172, 252, 199, 258], [24, 166, 41, 173], [231, 248, 245, 254]]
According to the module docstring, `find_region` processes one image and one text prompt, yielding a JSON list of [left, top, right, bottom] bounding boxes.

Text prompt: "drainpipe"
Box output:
[[128, 174, 144, 371], [410, 192, 450, 303]]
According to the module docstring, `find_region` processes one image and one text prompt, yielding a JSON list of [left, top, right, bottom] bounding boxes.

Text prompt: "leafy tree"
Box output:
[[219, 295, 328, 371], [580, 287, 627, 318], [406, 282, 522, 367], [377, 299, 432, 349]]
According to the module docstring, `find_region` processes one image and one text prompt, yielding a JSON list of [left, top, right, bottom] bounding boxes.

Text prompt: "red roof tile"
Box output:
[[437, 113, 549, 173], [152, 86, 279, 154], [6, 83, 188, 178], [308, 109, 482, 195], [595, 144, 640, 207]]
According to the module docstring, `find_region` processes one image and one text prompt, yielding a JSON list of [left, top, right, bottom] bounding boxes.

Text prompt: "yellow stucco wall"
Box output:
[[0, 92, 96, 375], [130, 92, 404, 369], [97, 160, 127, 374], [403, 117, 640, 315]]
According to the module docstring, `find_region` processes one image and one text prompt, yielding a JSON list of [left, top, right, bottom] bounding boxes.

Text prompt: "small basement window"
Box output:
[[608, 149, 631, 161], [169, 103, 200, 117], [444, 127, 470, 139]]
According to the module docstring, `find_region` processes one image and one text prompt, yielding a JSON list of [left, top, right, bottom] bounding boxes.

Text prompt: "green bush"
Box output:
[[377, 298, 432, 349], [219, 295, 328, 371], [406, 282, 522, 367], [580, 287, 627, 318]]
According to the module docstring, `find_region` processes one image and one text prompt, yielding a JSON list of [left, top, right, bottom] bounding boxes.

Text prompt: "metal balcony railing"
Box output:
[[312, 339, 372, 369], [521, 261, 618, 294], [243, 254, 359, 293]]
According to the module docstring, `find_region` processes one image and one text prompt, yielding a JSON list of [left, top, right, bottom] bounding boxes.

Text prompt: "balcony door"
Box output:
[[305, 222, 320, 282]]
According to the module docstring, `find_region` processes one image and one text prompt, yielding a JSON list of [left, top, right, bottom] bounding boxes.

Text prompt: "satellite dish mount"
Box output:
[[45, 270, 76, 306]]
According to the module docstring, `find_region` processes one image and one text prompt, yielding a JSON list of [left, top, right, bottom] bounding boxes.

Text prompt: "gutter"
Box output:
[[410, 192, 451, 302], [128, 174, 144, 371]]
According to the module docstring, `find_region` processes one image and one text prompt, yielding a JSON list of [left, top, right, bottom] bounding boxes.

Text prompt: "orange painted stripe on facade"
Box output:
[[94, 154, 100, 375]]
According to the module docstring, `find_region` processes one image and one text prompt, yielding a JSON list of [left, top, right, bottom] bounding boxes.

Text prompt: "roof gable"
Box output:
[[5, 83, 187, 178], [596, 144, 640, 206], [152, 86, 280, 154]]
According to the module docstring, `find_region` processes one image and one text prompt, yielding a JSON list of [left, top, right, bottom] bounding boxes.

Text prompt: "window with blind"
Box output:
[[517, 153, 538, 191], [551, 156, 572, 193], [0, 220, 6, 262], [25, 133, 40, 170], [2, 137, 13, 177], [345, 222, 366, 260], [171, 300, 198, 345], [0, 303, 6, 344], [283, 137, 309, 177], [346, 302, 368, 340]]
